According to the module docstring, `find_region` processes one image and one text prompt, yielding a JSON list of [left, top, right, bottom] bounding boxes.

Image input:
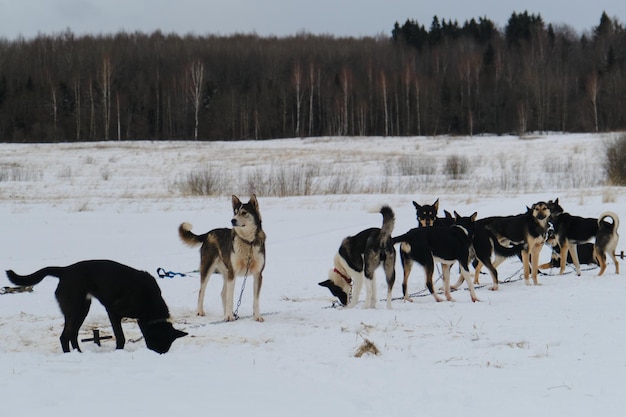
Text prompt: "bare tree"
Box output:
[[292, 61, 303, 137], [340, 65, 352, 135], [586, 71, 600, 132], [380, 70, 389, 136], [402, 62, 413, 135], [73, 78, 81, 141], [116, 91, 121, 140], [100, 55, 113, 140], [308, 62, 321, 137], [88, 77, 96, 140], [49, 76, 58, 139], [188, 60, 204, 140]]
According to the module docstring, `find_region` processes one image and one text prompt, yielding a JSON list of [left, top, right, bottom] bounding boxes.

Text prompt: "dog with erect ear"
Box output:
[[546, 198, 619, 276], [179, 195, 266, 322], [319, 205, 396, 309], [393, 212, 480, 303], [412, 198, 455, 228], [485, 202, 552, 285], [6, 260, 187, 354]]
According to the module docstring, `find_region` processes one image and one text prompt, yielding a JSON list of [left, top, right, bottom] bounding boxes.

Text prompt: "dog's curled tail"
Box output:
[[598, 212, 620, 233], [178, 222, 206, 247], [6, 267, 64, 287], [379, 205, 395, 241]]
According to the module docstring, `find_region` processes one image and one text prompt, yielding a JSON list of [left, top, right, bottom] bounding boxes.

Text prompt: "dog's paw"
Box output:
[[254, 315, 265, 322], [488, 285, 499, 291], [224, 315, 236, 322]]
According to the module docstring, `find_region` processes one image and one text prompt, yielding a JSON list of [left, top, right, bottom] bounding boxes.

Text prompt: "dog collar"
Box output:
[[333, 268, 352, 285]]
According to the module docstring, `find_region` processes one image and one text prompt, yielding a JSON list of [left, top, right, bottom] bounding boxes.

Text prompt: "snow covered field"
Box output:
[[1, 134, 625, 416]]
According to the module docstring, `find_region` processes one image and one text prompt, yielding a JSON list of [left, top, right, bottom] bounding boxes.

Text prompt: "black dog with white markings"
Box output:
[[393, 212, 480, 303], [6, 260, 187, 354]]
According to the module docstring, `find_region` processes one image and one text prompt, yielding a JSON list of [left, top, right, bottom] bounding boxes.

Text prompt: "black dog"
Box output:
[[547, 199, 620, 276], [485, 202, 552, 285], [393, 212, 479, 303], [6, 260, 187, 354]]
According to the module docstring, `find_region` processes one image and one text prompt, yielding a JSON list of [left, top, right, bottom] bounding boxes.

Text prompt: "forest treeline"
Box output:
[[0, 11, 625, 142]]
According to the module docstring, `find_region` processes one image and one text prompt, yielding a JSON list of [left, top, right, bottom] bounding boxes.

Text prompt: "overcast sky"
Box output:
[[1, 0, 625, 40]]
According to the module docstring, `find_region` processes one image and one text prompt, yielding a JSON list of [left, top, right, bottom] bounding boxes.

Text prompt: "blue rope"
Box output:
[[156, 267, 197, 279]]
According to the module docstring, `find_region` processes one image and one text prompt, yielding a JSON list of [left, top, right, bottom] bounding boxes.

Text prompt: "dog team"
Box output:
[[4, 195, 620, 354], [320, 197, 620, 307]]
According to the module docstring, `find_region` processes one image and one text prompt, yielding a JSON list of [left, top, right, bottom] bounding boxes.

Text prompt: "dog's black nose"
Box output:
[[231, 219, 237, 226]]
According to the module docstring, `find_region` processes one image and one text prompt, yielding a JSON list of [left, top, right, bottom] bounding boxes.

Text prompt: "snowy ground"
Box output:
[[1, 134, 625, 416]]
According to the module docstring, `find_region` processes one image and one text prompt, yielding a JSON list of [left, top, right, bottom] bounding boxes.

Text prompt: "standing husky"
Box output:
[[485, 202, 552, 285], [179, 195, 266, 322], [5, 260, 187, 354], [547, 199, 620, 276], [318, 206, 396, 309]]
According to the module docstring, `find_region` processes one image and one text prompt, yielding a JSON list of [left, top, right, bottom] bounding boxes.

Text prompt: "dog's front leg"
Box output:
[[559, 242, 570, 275], [521, 250, 531, 285], [530, 243, 542, 285], [107, 310, 126, 349], [348, 272, 363, 308], [363, 260, 378, 309], [252, 273, 264, 322], [222, 275, 236, 321]]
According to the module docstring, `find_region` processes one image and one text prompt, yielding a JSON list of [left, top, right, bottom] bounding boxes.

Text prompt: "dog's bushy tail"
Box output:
[[178, 222, 206, 247], [598, 212, 620, 234], [6, 267, 64, 287], [379, 205, 395, 241]]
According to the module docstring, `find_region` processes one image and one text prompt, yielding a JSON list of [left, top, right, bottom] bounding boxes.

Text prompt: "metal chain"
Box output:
[[233, 246, 253, 320]]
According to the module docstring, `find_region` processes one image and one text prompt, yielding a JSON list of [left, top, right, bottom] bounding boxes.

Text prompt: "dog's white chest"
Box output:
[[231, 241, 264, 276]]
